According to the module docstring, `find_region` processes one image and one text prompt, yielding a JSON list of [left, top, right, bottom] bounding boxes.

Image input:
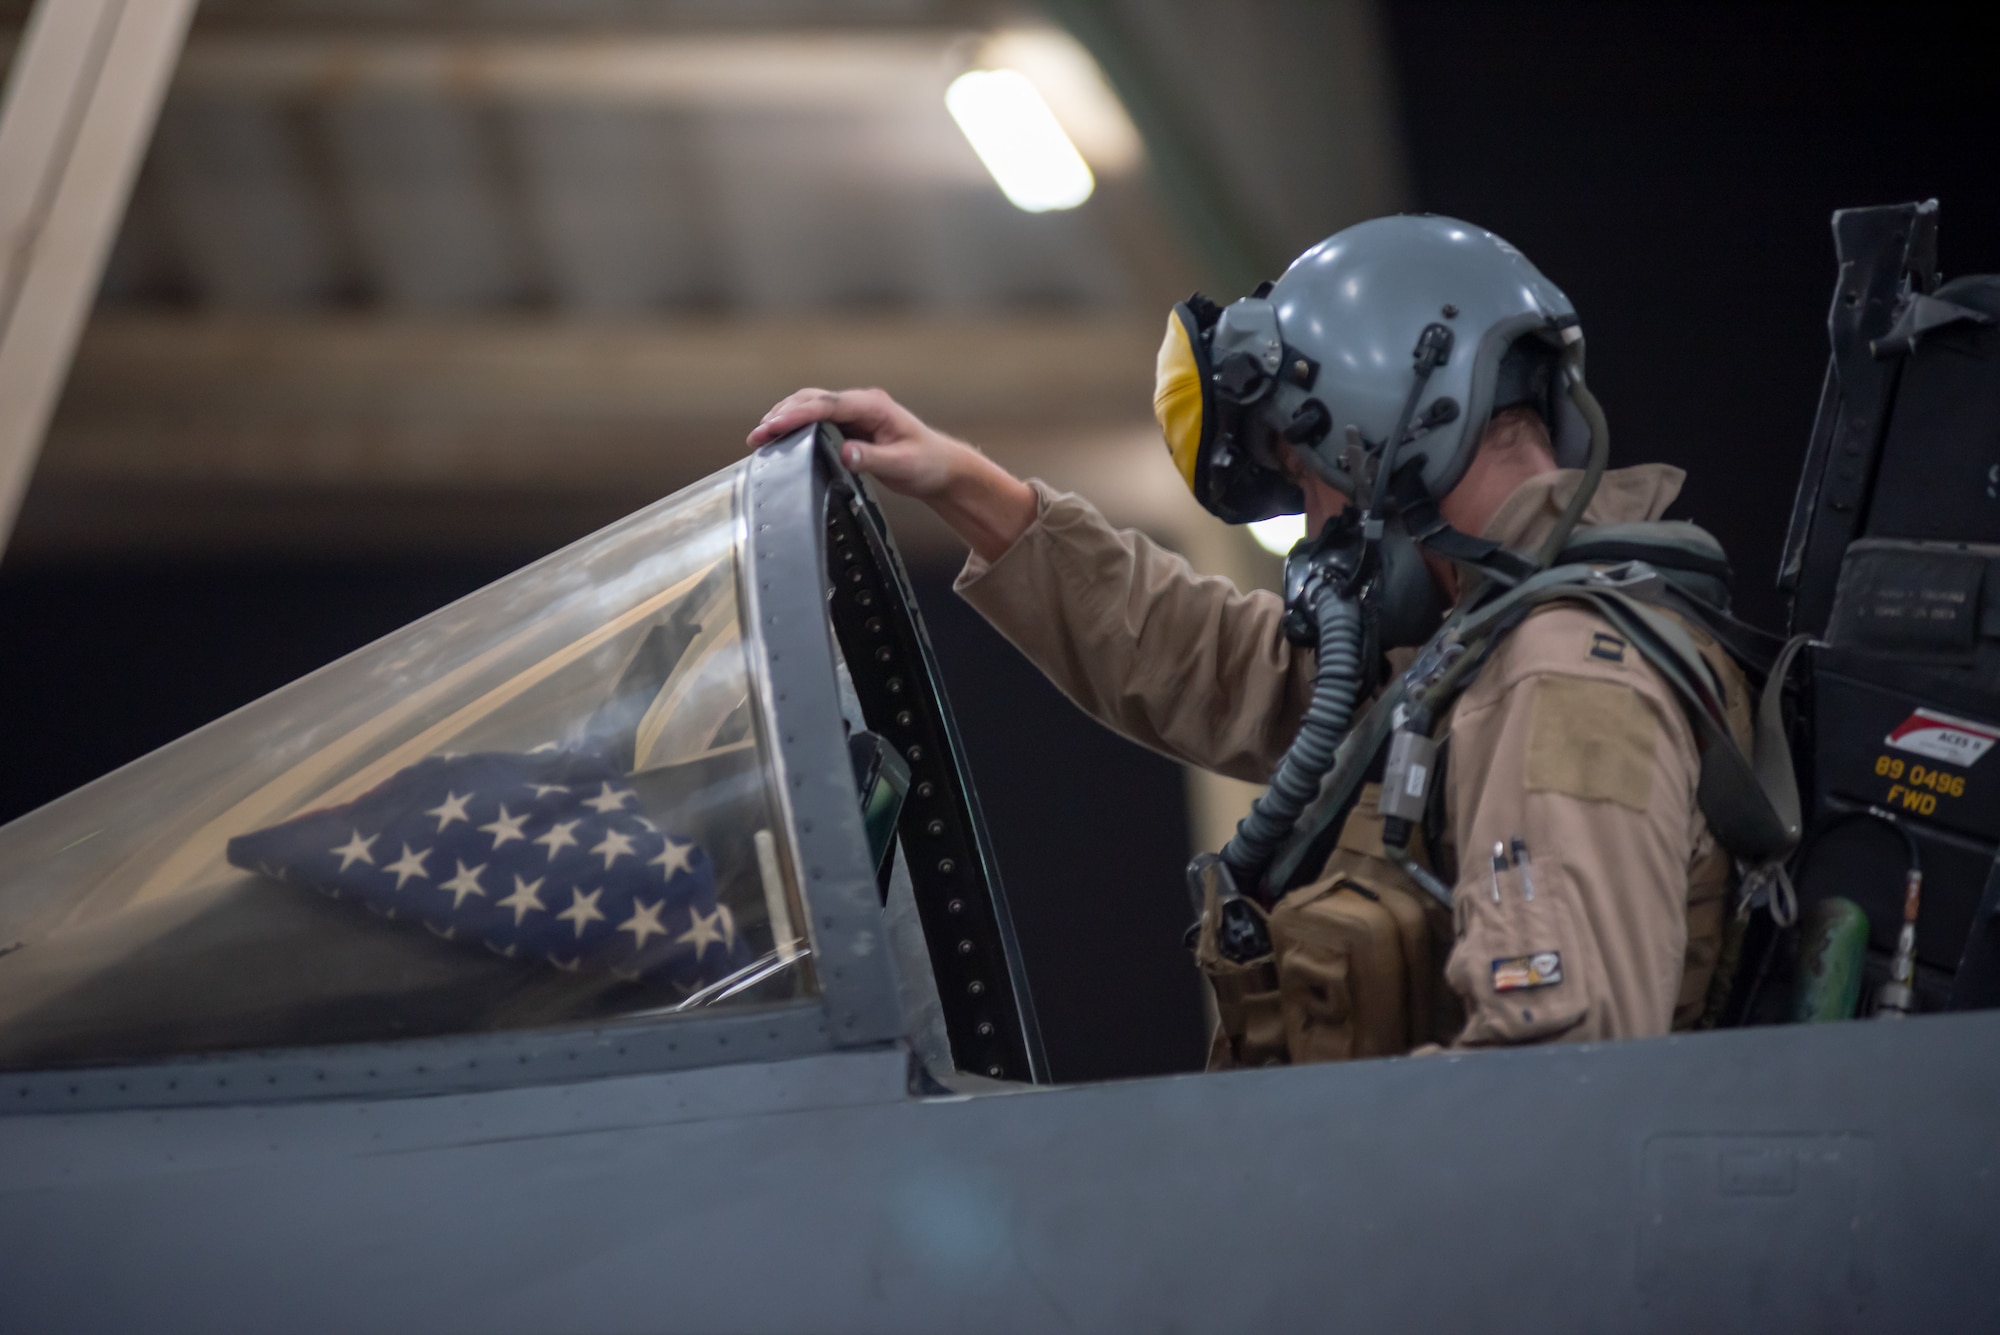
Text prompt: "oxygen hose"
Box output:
[[1220, 581, 1364, 895], [1535, 347, 1610, 569]]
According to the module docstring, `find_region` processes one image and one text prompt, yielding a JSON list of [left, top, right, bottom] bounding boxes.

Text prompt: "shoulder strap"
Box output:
[[1266, 561, 1810, 891], [1552, 584, 1803, 862]]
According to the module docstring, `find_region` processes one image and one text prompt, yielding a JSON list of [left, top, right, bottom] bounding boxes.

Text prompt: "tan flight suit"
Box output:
[[956, 465, 1748, 1047]]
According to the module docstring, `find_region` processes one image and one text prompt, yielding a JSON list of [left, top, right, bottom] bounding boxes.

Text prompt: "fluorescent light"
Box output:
[[945, 68, 1095, 212], [974, 29, 1142, 174], [1249, 513, 1307, 556]]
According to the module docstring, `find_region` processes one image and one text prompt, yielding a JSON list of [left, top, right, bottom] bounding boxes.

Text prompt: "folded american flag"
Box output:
[[227, 750, 754, 986]]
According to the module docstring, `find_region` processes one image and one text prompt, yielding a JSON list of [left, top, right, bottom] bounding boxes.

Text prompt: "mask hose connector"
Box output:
[[1384, 838, 1455, 910], [1220, 580, 1364, 897]]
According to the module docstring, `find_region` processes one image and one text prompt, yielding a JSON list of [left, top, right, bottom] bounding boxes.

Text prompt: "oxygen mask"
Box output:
[[1280, 504, 1449, 656]]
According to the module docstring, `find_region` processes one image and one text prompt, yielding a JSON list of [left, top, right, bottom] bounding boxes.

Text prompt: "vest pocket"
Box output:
[[1445, 857, 1592, 1045], [1204, 952, 1285, 1069], [1193, 884, 1285, 1070], [1270, 879, 1417, 1063], [1275, 919, 1355, 1063]]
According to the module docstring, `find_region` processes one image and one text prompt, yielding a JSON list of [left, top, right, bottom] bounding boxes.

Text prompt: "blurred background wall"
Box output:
[[0, 0, 1995, 1081]]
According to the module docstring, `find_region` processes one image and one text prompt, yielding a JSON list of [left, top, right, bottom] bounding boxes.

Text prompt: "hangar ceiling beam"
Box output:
[[48, 312, 1162, 461], [16, 312, 1197, 558], [167, 33, 964, 109], [0, 0, 196, 560]]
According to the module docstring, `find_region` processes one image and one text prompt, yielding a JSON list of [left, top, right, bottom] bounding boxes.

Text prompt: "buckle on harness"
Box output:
[[1401, 636, 1467, 695], [1584, 559, 1659, 588]]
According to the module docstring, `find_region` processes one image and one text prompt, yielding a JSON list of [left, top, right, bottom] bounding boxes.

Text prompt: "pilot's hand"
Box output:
[[746, 387, 1038, 562], [747, 387, 965, 500]]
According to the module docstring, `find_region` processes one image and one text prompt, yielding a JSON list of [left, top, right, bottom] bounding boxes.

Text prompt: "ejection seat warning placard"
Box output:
[[1885, 707, 2000, 766]]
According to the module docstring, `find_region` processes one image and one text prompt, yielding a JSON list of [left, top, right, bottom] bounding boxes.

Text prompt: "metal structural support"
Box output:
[[0, 0, 198, 558]]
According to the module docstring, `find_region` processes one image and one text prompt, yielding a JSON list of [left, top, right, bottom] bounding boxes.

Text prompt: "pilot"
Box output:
[[748, 215, 1753, 1060]]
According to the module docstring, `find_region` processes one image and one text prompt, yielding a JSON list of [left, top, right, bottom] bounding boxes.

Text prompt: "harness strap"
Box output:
[[1564, 575, 1809, 862], [1265, 562, 1809, 894], [1266, 566, 1605, 893], [1643, 579, 1787, 676], [1423, 526, 1536, 581], [1756, 633, 1812, 851], [1560, 538, 1733, 582], [1550, 584, 1798, 862], [1396, 477, 1539, 585]]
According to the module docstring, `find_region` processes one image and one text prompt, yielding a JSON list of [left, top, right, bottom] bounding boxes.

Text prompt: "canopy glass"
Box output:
[[0, 465, 816, 1070]]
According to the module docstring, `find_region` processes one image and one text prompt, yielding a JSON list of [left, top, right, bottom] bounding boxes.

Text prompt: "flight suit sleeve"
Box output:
[[1441, 606, 1704, 1045], [954, 481, 1313, 783]]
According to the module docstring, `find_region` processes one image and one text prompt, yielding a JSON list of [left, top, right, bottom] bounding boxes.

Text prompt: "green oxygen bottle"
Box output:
[[1792, 897, 1872, 1023]]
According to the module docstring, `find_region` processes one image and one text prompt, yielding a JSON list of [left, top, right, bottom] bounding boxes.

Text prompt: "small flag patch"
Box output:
[[1492, 951, 1564, 992]]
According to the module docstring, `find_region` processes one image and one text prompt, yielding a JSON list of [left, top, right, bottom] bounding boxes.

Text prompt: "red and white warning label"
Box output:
[[1885, 707, 2000, 767]]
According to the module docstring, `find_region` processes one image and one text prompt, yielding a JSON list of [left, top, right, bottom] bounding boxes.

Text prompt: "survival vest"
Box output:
[[1196, 519, 1809, 1068]]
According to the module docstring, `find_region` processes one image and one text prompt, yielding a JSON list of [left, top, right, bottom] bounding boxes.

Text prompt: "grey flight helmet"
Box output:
[[1160, 215, 1606, 544]]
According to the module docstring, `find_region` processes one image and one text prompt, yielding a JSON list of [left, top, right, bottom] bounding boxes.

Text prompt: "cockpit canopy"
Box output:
[[0, 430, 1043, 1084]]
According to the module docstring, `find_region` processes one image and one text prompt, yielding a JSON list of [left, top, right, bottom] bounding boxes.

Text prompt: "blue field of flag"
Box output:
[[228, 750, 752, 987]]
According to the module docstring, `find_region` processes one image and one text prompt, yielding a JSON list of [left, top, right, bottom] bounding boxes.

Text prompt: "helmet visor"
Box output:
[[1154, 304, 1212, 496]]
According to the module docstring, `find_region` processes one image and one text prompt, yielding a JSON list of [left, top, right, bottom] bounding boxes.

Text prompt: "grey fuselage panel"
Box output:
[[1, 1010, 1995, 1333]]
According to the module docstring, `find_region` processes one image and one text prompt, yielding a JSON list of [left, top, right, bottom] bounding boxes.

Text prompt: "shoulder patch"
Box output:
[[1525, 676, 1657, 810], [1587, 631, 1627, 664]]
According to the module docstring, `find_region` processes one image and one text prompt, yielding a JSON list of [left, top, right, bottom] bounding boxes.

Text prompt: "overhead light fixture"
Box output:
[[1249, 513, 1307, 556], [945, 68, 1095, 212], [974, 29, 1142, 174]]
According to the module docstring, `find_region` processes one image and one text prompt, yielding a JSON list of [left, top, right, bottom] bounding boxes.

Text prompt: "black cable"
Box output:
[[1794, 806, 1921, 881]]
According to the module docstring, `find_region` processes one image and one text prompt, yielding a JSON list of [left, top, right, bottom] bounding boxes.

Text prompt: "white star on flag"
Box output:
[[651, 838, 695, 880], [496, 874, 547, 925], [382, 843, 432, 889], [533, 818, 581, 862], [590, 828, 637, 869], [440, 860, 488, 909], [478, 804, 529, 849], [331, 829, 378, 871], [226, 748, 742, 990], [618, 897, 669, 949], [425, 791, 472, 832], [582, 782, 635, 814], [677, 904, 730, 959], [557, 886, 606, 938]]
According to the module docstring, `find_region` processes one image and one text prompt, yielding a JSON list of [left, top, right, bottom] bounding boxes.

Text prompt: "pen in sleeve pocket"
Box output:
[[1510, 837, 1535, 901]]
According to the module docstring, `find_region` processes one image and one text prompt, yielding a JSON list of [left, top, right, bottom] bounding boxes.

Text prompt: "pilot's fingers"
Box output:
[[747, 387, 906, 448], [746, 387, 834, 447], [746, 388, 825, 447], [835, 436, 948, 497], [838, 437, 877, 473]]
